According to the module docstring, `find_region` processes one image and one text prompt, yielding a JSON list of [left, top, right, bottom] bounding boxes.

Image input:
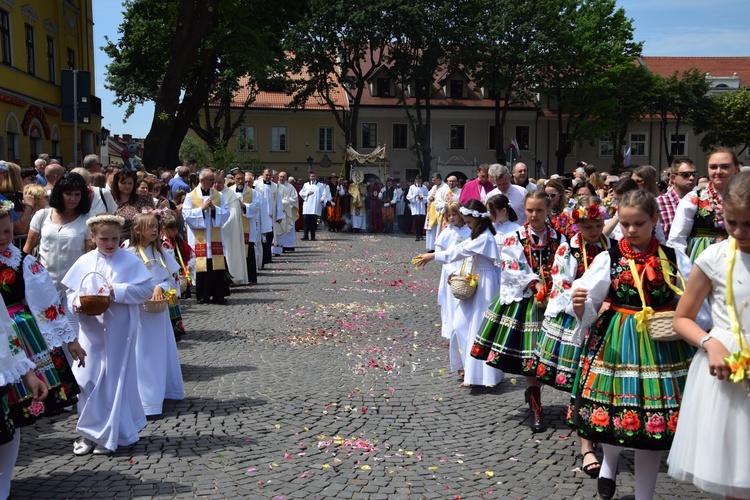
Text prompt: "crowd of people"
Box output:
[[0, 147, 747, 498], [413, 148, 750, 499]]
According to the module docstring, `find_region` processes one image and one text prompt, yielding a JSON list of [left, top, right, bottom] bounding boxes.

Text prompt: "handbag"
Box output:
[[628, 248, 685, 342], [449, 257, 478, 300]]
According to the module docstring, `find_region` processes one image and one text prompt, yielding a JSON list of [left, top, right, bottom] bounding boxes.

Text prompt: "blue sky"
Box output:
[[93, 0, 750, 139]]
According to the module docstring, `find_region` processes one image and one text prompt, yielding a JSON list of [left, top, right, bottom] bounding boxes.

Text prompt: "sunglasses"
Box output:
[[675, 171, 697, 179]]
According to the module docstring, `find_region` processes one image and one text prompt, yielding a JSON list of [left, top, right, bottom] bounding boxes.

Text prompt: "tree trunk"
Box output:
[[555, 87, 567, 174]]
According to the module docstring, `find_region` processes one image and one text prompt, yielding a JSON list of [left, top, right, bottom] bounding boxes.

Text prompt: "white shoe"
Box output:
[[93, 445, 113, 455], [73, 437, 95, 456]]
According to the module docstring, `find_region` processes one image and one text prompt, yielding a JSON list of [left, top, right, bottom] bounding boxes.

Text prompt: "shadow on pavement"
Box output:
[[11, 470, 193, 498]]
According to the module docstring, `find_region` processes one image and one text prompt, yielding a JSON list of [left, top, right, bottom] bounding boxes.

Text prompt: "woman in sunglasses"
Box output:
[[667, 148, 739, 262]]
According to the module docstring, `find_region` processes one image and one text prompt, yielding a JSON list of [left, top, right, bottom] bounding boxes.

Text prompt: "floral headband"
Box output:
[[86, 214, 125, 227], [141, 207, 169, 218], [459, 206, 490, 218], [0, 200, 13, 215], [565, 201, 608, 222]]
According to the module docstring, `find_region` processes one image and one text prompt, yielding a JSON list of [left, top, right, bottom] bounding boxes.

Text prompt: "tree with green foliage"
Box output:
[[386, 0, 461, 179], [691, 88, 750, 156], [535, 0, 641, 174], [456, 0, 555, 165], [649, 67, 712, 166], [104, 0, 304, 170], [286, 0, 392, 164], [580, 64, 659, 171]]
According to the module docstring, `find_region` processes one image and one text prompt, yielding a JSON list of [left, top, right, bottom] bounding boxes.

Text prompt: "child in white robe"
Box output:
[[63, 214, 153, 455], [414, 199, 504, 387], [127, 211, 185, 417], [434, 201, 471, 374]]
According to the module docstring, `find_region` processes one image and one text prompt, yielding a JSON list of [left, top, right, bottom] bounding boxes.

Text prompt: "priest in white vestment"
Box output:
[[216, 171, 248, 285], [233, 170, 261, 283], [273, 172, 298, 254], [182, 169, 230, 304], [253, 168, 284, 265], [299, 171, 329, 241], [407, 176, 428, 240], [435, 175, 461, 234]]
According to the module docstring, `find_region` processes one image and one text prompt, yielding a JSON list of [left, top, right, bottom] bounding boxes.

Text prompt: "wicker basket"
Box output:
[[640, 259, 684, 343], [143, 299, 168, 314], [449, 275, 477, 300], [79, 294, 111, 316], [178, 276, 188, 293], [647, 311, 680, 342], [77, 272, 111, 316], [449, 258, 477, 300]]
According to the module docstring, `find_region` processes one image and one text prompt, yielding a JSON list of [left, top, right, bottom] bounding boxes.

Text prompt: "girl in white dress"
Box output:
[[669, 171, 750, 499], [63, 214, 153, 455], [414, 199, 504, 387], [127, 212, 185, 417], [434, 201, 471, 375]]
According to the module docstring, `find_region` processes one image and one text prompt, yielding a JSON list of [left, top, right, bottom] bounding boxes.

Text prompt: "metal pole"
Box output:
[[73, 70, 78, 167]]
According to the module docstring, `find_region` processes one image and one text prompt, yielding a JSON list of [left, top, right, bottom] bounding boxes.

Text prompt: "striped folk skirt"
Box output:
[[532, 312, 584, 392], [472, 296, 541, 376], [5, 310, 80, 425], [570, 308, 695, 450]]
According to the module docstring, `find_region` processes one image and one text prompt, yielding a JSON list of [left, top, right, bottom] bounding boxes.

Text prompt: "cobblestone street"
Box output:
[[11, 231, 707, 499]]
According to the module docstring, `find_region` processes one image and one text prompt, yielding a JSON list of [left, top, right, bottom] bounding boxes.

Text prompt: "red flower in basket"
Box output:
[[44, 305, 58, 321], [0, 268, 15, 286]]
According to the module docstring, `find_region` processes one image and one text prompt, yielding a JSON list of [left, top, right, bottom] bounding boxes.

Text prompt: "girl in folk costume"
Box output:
[[433, 201, 471, 375], [531, 196, 612, 477], [62, 214, 153, 455], [0, 291, 48, 499], [668, 172, 750, 499], [127, 211, 185, 417], [568, 190, 696, 500], [413, 200, 504, 387], [162, 214, 195, 337], [668, 147, 739, 262], [0, 202, 84, 424], [472, 190, 565, 432], [544, 179, 570, 238]]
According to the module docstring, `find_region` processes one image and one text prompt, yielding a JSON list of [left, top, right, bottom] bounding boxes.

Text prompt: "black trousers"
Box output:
[[303, 214, 318, 240], [413, 214, 425, 238], [195, 258, 230, 302], [262, 232, 273, 264], [246, 243, 257, 283]]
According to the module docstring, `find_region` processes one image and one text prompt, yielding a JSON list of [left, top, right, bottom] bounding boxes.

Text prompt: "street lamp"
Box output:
[[307, 156, 313, 172]]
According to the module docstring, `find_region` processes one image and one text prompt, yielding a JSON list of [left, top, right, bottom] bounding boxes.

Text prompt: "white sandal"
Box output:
[[73, 437, 95, 456]]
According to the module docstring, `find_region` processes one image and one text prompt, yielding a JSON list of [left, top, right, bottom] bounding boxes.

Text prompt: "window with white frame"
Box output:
[[271, 126, 287, 152], [238, 126, 255, 151], [599, 135, 614, 157], [362, 123, 377, 149], [515, 125, 530, 150], [488, 125, 497, 150], [561, 133, 576, 156], [670, 133, 687, 157], [449, 124, 465, 150], [25, 24, 34, 75], [318, 126, 333, 152], [392, 124, 408, 149], [0, 10, 10, 65], [47, 37, 55, 83], [630, 133, 647, 156]]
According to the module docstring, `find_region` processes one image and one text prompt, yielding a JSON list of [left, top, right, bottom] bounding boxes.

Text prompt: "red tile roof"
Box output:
[[229, 70, 349, 111], [640, 56, 750, 85]]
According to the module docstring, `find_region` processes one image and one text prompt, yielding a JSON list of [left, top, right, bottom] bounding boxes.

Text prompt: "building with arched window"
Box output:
[[0, 1, 101, 167]]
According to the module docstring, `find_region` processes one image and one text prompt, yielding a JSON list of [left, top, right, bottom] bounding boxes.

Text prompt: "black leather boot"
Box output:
[[525, 386, 546, 433]]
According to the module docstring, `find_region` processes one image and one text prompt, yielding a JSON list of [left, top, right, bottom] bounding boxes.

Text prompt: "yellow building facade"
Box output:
[[0, 0, 100, 167]]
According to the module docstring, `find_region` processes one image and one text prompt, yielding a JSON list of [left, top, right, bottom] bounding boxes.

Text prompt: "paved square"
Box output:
[[11, 232, 707, 499]]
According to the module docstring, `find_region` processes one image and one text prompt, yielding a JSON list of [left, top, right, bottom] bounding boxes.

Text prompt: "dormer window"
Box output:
[[449, 80, 464, 99], [376, 78, 391, 97]]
